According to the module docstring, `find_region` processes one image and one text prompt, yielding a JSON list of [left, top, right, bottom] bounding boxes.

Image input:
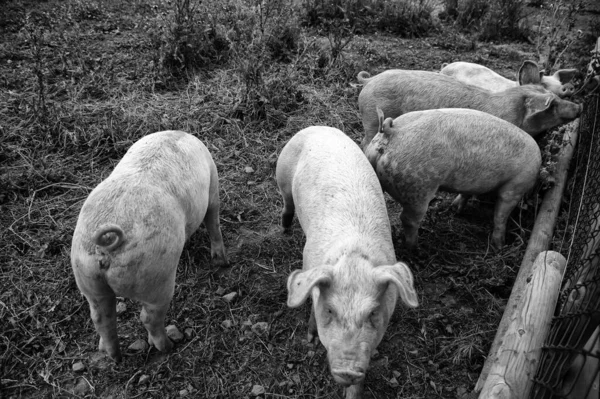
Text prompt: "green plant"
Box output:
[[534, 0, 584, 72], [443, 0, 529, 41], [148, 0, 231, 77]]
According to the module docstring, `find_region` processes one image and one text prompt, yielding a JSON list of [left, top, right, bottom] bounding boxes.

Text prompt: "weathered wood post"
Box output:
[[477, 251, 567, 398], [474, 119, 580, 396]]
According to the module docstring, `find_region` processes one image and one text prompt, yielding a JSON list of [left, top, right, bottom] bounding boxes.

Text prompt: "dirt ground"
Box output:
[[0, 1, 598, 398]]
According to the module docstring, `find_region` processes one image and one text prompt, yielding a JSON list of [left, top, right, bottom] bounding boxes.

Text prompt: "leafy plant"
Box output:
[[534, 0, 585, 72]]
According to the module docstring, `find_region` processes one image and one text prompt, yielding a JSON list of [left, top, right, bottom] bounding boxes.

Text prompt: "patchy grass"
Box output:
[[0, 0, 592, 398]]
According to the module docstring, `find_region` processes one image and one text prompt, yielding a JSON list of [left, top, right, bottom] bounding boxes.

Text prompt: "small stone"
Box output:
[[73, 378, 91, 395], [251, 322, 269, 337], [307, 350, 315, 358], [221, 319, 233, 329], [222, 292, 237, 303], [116, 302, 127, 315], [215, 286, 226, 295], [245, 166, 254, 174], [392, 370, 401, 379], [72, 361, 85, 372], [184, 327, 194, 340], [291, 373, 301, 385], [128, 339, 149, 352], [389, 376, 399, 388], [179, 389, 189, 397], [250, 384, 265, 396], [138, 374, 150, 385], [166, 325, 184, 342]]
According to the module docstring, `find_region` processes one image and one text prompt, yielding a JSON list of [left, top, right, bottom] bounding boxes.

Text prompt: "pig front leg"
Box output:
[[344, 382, 364, 399], [400, 194, 434, 250], [307, 306, 318, 343], [280, 192, 295, 234]]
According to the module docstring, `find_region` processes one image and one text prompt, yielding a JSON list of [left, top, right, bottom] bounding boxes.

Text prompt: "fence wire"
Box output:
[[529, 92, 600, 398]]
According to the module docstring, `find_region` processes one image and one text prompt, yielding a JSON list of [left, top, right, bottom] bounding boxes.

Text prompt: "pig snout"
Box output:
[[328, 342, 370, 386], [560, 83, 575, 97], [331, 367, 366, 386], [562, 101, 583, 119]]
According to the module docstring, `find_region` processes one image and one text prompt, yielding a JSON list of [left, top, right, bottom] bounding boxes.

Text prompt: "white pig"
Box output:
[[364, 108, 542, 250], [440, 60, 578, 98], [276, 126, 418, 399], [71, 130, 228, 362], [357, 66, 582, 148]]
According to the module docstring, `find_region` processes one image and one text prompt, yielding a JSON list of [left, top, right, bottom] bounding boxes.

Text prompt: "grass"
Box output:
[[0, 0, 592, 398]]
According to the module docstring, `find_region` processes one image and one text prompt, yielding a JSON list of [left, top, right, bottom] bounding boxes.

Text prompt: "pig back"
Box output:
[[285, 127, 396, 265], [370, 109, 541, 196]]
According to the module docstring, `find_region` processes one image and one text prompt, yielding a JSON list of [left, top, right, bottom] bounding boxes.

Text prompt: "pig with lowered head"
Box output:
[[364, 108, 542, 250], [440, 60, 578, 97], [71, 130, 228, 362], [357, 64, 582, 148], [276, 126, 418, 399]]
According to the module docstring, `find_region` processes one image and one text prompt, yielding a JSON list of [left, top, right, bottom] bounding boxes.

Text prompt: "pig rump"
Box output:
[[71, 130, 227, 362]]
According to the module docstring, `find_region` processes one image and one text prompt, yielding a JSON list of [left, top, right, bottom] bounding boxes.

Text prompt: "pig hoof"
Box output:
[[212, 254, 229, 268]]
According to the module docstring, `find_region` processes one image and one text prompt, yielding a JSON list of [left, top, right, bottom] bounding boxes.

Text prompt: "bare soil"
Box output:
[[0, 1, 597, 398]]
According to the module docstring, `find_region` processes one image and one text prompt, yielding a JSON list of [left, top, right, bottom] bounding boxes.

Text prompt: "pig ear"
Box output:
[[375, 262, 419, 308], [518, 60, 542, 86], [553, 69, 578, 84], [287, 267, 333, 308], [376, 107, 385, 133]]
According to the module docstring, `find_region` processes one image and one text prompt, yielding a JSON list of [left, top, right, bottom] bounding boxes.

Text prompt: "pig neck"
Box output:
[[322, 236, 393, 270], [458, 87, 524, 127]]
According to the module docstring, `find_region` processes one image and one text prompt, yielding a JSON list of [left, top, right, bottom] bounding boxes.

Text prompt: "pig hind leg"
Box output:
[[86, 293, 121, 362], [204, 193, 228, 267], [491, 187, 525, 249], [140, 300, 174, 353]]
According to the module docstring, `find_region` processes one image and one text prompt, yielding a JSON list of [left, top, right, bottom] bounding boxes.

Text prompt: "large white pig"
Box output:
[[364, 108, 541, 250], [440, 60, 578, 97], [357, 66, 582, 147], [71, 130, 228, 362], [276, 126, 418, 399]]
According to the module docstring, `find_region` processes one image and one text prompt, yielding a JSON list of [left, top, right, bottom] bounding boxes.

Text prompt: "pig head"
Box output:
[[287, 253, 417, 389]]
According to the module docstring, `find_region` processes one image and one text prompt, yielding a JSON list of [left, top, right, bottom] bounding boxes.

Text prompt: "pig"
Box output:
[[440, 60, 578, 98], [357, 66, 582, 148], [276, 126, 418, 399], [71, 130, 228, 362], [364, 108, 542, 250]]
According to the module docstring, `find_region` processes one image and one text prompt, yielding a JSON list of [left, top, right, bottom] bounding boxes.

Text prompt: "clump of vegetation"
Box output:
[[442, 0, 530, 41], [148, 0, 231, 76], [534, 0, 585, 72]]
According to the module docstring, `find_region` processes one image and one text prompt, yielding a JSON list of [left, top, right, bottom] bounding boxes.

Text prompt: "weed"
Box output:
[[443, 0, 530, 42], [534, 0, 585, 72]]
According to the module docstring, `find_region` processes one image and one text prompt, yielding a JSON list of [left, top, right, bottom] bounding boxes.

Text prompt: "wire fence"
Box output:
[[529, 88, 600, 398]]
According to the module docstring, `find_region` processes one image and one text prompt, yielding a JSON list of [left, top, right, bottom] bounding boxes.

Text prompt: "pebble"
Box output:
[[251, 322, 269, 337], [222, 292, 237, 303], [138, 374, 150, 385], [73, 378, 91, 395], [166, 325, 184, 342], [179, 389, 189, 397], [221, 319, 233, 329], [184, 327, 194, 340], [250, 384, 265, 396], [116, 302, 127, 315], [72, 361, 85, 372], [128, 339, 149, 352]]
